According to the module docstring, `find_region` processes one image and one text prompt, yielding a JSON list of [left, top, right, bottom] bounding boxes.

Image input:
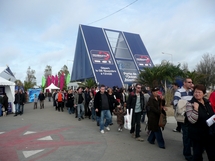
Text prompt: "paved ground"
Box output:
[[0, 100, 209, 161]]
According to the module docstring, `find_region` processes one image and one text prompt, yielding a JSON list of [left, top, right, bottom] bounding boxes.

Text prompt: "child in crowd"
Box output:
[[34, 94, 38, 109], [89, 91, 96, 121], [113, 103, 126, 132]]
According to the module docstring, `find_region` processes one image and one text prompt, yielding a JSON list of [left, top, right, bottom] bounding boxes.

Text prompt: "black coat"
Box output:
[[19, 93, 26, 105], [2, 95, 8, 110], [94, 91, 119, 117], [38, 93, 45, 101], [126, 91, 145, 113], [147, 95, 164, 132], [187, 97, 215, 140], [67, 93, 74, 107], [14, 93, 20, 104]]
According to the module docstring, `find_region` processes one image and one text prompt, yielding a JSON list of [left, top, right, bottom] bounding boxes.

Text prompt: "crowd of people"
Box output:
[[49, 78, 215, 161], [1, 77, 214, 161]]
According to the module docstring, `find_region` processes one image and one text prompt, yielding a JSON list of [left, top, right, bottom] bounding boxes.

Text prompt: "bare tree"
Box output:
[[24, 66, 36, 90], [44, 65, 52, 78], [196, 53, 215, 89]]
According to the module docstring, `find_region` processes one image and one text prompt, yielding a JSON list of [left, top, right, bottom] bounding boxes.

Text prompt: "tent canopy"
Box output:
[[45, 83, 60, 90], [0, 76, 15, 86]]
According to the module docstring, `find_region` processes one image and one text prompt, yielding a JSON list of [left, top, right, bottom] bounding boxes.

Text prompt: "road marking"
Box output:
[[38, 136, 53, 140], [23, 149, 44, 158], [0, 132, 5, 134], [23, 131, 36, 135]]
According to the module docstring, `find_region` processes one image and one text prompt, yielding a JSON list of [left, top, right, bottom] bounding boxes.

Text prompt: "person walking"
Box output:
[[147, 87, 166, 149], [19, 89, 26, 115], [38, 91, 45, 109], [173, 78, 193, 161], [55, 90, 64, 112], [126, 83, 145, 142], [67, 89, 74, 114], [14, 90, 20, 116], [186, 84, 215, 161], [94, 85, 117, 134], [74, 87, 85, 120], [34, 94, 38, 109]]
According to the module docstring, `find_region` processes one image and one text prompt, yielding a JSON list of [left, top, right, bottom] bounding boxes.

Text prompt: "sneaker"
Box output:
[[172, 129, 180, 132], [118, 128, 121, 132], [81, 116, 84, 119], [100, 130, 104, 134], [120, 128, 123, 132], [106, 126, 110, 131], [136, 137, 144, 142]]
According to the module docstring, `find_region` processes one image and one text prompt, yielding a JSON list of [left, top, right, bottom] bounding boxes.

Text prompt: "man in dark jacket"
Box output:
[[14, 90, 20, 116], [2, 93, 8, 114], [95, 85, 119, 134], [126, 83, 145, 141], [19, 89, 26, 115], [84, 87, 91, 118], [38, 91, 45, 109]]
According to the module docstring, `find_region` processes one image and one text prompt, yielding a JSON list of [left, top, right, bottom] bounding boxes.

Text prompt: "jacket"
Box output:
[[67, 93, 74, 107], [147, 95, 164, 132], [38, 93, 45, 101], [187, 97, 215, 140], [94, 91, 119, 117], [126, 91, 145, 113], [74, 92, 85, 105]]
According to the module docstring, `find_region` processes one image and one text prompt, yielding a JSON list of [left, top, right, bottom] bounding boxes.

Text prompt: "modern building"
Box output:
[[71, 25, 154, 87]]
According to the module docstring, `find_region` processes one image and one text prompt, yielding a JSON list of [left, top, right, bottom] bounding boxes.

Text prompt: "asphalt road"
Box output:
[[0, 100, 209, 161]]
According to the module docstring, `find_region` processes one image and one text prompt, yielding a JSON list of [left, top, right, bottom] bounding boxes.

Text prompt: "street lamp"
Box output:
[[162, 52, 173, 64]]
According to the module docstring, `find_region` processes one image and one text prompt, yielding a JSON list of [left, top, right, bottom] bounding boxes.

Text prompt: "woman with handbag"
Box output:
[[186, 84, 215, 161], [147, 87, 166, 149]]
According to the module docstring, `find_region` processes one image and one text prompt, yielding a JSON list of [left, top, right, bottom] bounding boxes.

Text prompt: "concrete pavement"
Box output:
[[0, 100, 209, 161]]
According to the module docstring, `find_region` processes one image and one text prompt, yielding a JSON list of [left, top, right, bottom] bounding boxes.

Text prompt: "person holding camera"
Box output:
[[186, 84, 215, 161]]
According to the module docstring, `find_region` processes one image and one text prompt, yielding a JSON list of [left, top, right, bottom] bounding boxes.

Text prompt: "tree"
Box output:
[[44, 65, 52, 79], [196, 53, 215, 88], [77, 78, 97, 89], [15, 79, 23, 87], [136, 62, 184, 88], [24, 66, 36, 91]]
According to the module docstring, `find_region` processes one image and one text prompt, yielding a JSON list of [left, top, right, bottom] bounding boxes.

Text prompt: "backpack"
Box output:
[[174, 99, 188, 123]]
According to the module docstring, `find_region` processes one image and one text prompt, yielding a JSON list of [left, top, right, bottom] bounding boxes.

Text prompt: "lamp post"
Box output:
[[162, 52, 173, 64]]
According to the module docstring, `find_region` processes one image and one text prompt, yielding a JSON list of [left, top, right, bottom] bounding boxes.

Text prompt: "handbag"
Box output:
[[159, 109, 167, 128], [124, 109, 133, 130]]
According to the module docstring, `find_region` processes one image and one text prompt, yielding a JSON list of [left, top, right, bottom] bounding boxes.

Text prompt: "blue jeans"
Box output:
[[100, 110, 111, 131], [68, 107, 75, 114], [91, 108, 96, 120], [147, 128, 165, 148], [141, 112, 146, 123], [15, 103, 20, 113], [96, 116, 100, 124], [77, 103, 84, 119], [20, 104, 24, 114], [181, 123, 193, 161]]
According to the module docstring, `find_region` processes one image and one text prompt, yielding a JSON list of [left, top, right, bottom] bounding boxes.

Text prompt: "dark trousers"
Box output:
[[130, 112, 141, 138], [192, 138, 215, 161], [57, 102, 64, 111], [84, 103, 89, 116], [147, 128, 165, 148], [176, 122, 182, 132], [181, 123, 193, 161]]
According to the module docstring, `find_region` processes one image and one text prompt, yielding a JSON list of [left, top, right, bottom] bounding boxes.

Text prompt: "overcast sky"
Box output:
[[0, 0, 214, 85]]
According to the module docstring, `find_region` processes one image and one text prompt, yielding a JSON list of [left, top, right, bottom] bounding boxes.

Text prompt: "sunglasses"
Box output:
[[187, 82, 192, 83]]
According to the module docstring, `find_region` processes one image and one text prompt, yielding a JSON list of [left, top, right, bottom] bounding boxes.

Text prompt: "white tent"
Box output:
[[44, 83, 60, 92], [0, 76, 15, 113]]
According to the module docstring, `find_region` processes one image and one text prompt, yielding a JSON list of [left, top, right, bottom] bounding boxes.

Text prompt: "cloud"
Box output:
[[0, 0, 214, 85]]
